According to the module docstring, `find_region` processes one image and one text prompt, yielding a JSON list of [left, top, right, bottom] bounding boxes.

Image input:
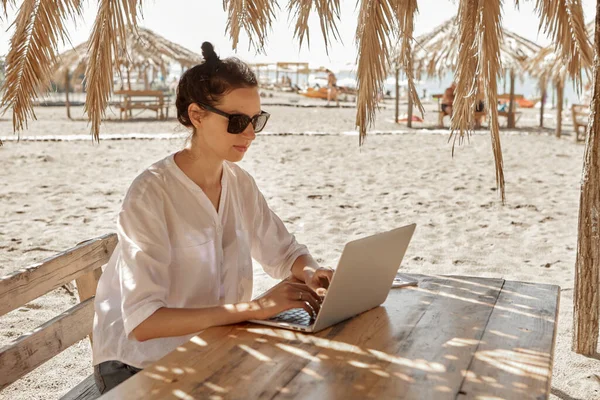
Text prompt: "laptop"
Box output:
[[248, 223, 417, 333]]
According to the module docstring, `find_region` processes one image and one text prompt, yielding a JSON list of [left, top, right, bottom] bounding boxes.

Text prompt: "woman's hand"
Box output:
[[253, 281, 322, 320], [303, 267, 334, 297]]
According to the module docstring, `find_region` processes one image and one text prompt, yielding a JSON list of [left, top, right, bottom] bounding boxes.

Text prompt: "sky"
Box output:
[[0, 0, 598, 69]]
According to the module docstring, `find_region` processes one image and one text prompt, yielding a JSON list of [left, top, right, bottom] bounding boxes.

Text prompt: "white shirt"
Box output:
[[92, 154, 309, 369]]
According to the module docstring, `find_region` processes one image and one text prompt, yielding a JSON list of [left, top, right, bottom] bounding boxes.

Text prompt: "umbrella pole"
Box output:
[[556, 80, 564, 138], [508, 69, 516, 129], [65, 69, 72, 120], [395, 68, 399, 124]]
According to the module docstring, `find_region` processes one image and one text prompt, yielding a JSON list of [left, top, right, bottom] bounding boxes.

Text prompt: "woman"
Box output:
[[92, 42, 333, 394], [326, 69, 339, 107]]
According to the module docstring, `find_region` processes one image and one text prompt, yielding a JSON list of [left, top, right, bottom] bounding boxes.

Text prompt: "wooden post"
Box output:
[[64, 69, 72, 120], [75, 268, 102, 345], [143, 66, 149, 90], [395, 68, 400, 124], [556, 80, 564, 138], [126, 69, 132, 91], [508, 69, 516, 129], [295, 66, 299, 86], [407, 92, 414, 128], [540, 83, 546, 128], [572, 1, 600, 356], [126, 68, 132, 118]]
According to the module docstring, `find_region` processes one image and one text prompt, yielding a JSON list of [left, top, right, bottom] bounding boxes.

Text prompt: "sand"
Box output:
[[0, 97, 598, 399]]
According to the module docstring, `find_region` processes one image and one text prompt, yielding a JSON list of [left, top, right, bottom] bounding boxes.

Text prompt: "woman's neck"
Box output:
[[175, 145, 223, 189]]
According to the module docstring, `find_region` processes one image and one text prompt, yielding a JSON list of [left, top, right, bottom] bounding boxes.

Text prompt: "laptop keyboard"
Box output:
[[269, 308, 315, 326]]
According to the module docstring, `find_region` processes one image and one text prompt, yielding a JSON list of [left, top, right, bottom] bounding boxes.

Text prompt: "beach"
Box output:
[[0, 99, 598, 399]]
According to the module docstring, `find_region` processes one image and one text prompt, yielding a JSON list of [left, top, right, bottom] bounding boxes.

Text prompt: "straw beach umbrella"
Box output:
[[0, 0, 598, 356], [526, 21, 594, 137], [400, 16, 541, 129], [51, 26, 203, 119]]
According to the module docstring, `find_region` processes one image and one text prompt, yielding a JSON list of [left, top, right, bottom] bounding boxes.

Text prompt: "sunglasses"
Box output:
[[198, 103, 270, 134]]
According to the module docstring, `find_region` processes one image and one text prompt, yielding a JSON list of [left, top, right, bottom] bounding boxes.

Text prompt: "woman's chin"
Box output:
[[226, 150, 246, 162]]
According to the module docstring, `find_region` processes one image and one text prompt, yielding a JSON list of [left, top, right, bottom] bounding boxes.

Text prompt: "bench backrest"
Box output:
[[497, 93, 525, 100], [114, 90, 164, 98], [572, 104, 589, 115], [0, 234, 118, 390]]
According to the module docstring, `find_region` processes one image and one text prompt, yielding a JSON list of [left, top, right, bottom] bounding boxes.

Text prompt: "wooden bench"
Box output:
[[571, 104, 589, 142], [114, 90, 170, 120], [0, 234, 118, 399]]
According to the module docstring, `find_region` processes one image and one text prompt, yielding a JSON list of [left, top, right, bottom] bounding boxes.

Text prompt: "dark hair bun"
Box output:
[[201, 42, 219, 66]]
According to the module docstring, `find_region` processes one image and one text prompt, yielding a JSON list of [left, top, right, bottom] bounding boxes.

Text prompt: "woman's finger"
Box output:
[[287, 285, 322, 307], [286, 286, 322, 315], [291, 301, 316, 318], [287, 282, 321, 300], [315, 269, 333, 286]]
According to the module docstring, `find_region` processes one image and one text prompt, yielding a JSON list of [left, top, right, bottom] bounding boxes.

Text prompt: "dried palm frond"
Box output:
[[525, 19, 594, 88], [394, 0, 424, 118], [84, 0, 140, 140], [452, 0, 505, 202], [451, 1, 478, 140], [478, 0, 505, 202], [1, 0, 15, 19], [530, 0, 592, 92], [223, 0, 277, 53], [1, 0, 83, 134], [287, 0, 341, 54], [355, 0, 395, 145]]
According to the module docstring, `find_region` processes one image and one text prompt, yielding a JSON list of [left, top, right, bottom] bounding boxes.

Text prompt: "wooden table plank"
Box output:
[[457, 281, 560, 400], [280, 276, 504, 400], [99, 275, 506, 400]]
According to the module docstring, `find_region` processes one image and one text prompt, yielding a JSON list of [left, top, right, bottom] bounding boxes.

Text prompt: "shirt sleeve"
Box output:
[[117, 184, 172, 341], [248, 175, 310, 280]]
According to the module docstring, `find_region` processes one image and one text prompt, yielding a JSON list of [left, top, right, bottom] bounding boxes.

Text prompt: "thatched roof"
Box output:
[[525, 21, 594, 86], [52, 27, 202, 85], [410, 17, 542, 79], [0, 0, 593, 201]]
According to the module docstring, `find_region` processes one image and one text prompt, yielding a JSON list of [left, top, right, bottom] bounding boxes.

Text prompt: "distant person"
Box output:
[[91, 41, 333, 395], [441, 82, 456, 116], [326, 69, 339, 107], [475, 78, 485, 128]]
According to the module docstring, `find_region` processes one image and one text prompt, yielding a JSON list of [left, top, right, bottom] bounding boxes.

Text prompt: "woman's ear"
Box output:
[[188, 103, 204, 130]]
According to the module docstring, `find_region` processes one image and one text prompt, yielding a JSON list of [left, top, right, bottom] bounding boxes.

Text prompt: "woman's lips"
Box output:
[[233, 145, 248, 153]]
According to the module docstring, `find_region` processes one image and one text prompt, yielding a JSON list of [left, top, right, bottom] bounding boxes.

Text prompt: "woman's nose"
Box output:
[[242, 124, 256, 140]]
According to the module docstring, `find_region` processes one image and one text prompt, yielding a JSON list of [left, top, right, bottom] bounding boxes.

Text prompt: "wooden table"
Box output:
[[99, 275, 560, 399], [114, 90, 169, 120]]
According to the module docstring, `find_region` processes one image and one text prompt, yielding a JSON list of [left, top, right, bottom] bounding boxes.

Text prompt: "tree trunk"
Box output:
[[556, 81, 564, 138], [508, 69, 516, 129], [572, 0, 600, 356], [65, 69, 72, 120], [395, 68, 400, 124]]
